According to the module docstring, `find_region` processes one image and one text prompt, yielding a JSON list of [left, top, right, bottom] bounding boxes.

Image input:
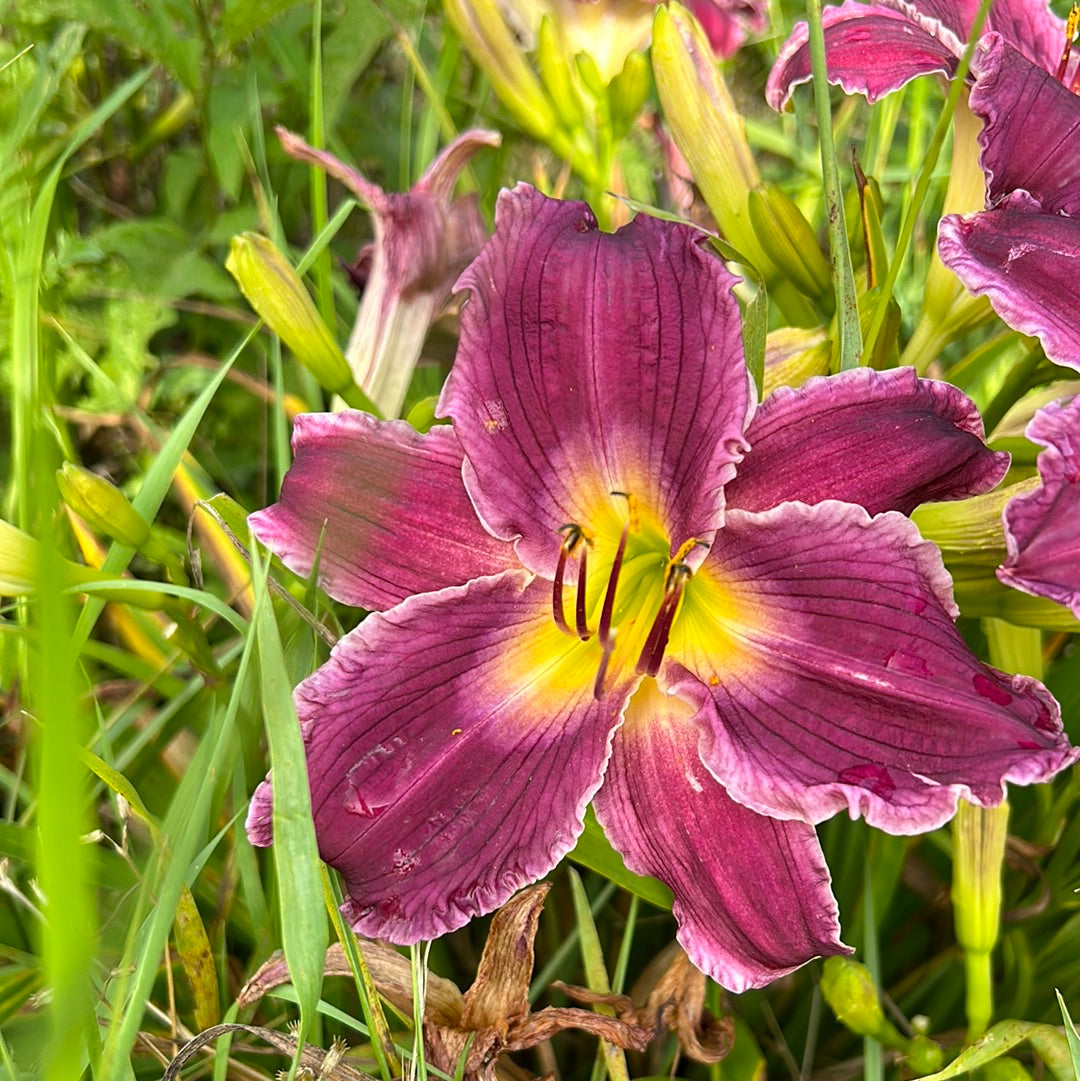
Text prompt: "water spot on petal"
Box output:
[[343, 776, 384, 819], [884, 649, 930, 677], [906, 594, 927, 615], [684, 768, 704, 793], [481, 399, 509, 433], [972, 673, 1013, 706], [391, 848, 417, 877], [837, 763, 896, 800]]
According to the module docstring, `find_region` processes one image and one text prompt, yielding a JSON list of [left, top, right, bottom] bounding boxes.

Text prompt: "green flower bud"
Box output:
[[536, 16, 586, 133], [56, 462, 151, 551], [226, 233, 370, 410], [443, 0, 560, 144], [820, 957, 906, 1049], [906, 1034, 945, 1075], [609, 50, 651, 141], [952, 800, 1008, 956], [0, 519, 39, 596], [0, 518, 169, 610], [748, 183, 832, 303], [652, 4, 763, 268], [575, 50, 607, 100]]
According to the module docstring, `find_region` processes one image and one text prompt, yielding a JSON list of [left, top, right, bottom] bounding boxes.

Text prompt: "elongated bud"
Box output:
[[443, 0, 560, 143], [748, 183, 832, 303], [952, 800, 1008, 956], [652, 4, 764, 268], [953, 798, 1009, 1039], [911, 481, 1034, 564], [820, 957, 906, 1048], [226, 233, 371, 411], [536, 16, 586, 133], [0, 518, 170, 609], [57, 463, 151, 551], [0, 519, 40, 595], [609, 50, 651, 140]]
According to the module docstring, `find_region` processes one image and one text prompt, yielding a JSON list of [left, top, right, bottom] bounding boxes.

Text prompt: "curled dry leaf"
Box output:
[[161, 1023, 374, 1080]]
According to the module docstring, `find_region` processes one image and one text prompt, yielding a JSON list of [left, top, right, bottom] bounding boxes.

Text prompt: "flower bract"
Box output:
[[247, 185, 1076, 993]]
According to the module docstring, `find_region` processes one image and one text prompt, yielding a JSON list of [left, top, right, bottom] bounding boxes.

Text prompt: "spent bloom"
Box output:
[[276, 126, 499, 418], [247, 185, 1076, 992]]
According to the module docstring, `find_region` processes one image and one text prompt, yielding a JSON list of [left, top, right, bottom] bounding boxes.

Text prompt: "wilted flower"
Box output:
[[276, 126, 500, 418], [247, 185, 1075, 992], [997, 395, 1080, 616]]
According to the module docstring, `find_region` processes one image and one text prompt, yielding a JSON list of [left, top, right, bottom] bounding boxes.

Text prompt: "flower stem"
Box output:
[[804, 0, 861, 369]]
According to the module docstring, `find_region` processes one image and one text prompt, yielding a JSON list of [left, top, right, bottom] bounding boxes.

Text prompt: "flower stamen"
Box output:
[[553, 524, 587, 637], [1056, 3, 1080, 87], [635, 539, 709, 677]]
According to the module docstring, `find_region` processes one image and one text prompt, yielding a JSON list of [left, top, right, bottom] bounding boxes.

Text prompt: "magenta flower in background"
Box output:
[[765, 0, 1064, 110], [687, 0, 767, 58], [998, 396, 1080, 616], [246, 185, 1075, 992], [937, 34, 1080, 371]]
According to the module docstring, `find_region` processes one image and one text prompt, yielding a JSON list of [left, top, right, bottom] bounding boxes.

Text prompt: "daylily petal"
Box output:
[[979, 0, 1063, 77], [998, 396, 1080, 616], [441, 184, 753, 577], [969, 35, 1080, 214], [725, 367, 1008, 515], [938, 191, 1080, 372], [690, 0, 768, 58], [247, 571, 633, 943], [766, 0, 964, 111], [665, 501, 1075, 834], [593, 681, 848, 993], [249, 413, 515, 611]]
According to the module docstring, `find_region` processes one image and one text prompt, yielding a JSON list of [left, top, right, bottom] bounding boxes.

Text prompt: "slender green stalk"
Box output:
[[309, 0, 335, 331], [804, 0, 861, 369], [862, 860, 883, 1081], [865, 0, 993, 355]]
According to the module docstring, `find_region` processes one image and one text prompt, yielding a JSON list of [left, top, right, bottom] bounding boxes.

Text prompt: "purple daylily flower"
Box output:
[[998, 395, 1080, 615], [246, 185, 1076, 992], [766, 0, 1064, 110], [937, 34, 1080, 370]]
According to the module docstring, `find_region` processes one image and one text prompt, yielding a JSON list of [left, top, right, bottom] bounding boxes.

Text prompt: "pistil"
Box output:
[[636, 539, 708, 677]]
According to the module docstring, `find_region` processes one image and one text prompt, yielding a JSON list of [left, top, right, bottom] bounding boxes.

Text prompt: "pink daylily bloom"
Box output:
[[937, 34, 1080, 370], [998, 396, 1080, 616], [247, 186, 1076, 992], [766, 0, 1064, 110]]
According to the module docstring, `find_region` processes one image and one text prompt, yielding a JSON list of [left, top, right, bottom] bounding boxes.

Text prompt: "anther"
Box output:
[[553, 525, 585, 638], [1057, 3, 1080, 85]]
